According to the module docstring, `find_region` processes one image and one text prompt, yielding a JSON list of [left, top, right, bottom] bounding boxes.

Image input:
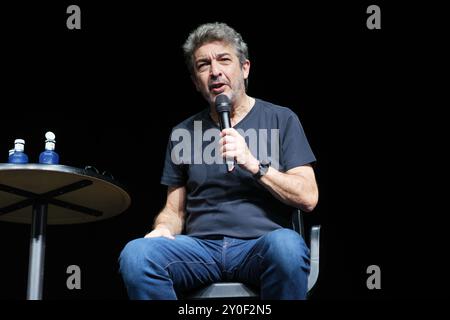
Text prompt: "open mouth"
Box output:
[[209, 83, 226, 93]]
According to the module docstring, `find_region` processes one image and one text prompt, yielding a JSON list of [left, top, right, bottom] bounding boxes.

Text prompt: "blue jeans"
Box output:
[[119, 228, 310, 300]]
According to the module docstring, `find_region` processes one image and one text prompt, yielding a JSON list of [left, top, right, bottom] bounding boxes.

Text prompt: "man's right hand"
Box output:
[[144, 226, 175, 240]]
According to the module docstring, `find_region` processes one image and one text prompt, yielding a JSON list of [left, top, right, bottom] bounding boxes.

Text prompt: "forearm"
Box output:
[[258, 167, 318, 212], [220, 128, 318, 210], [153, 207, 184, 235]]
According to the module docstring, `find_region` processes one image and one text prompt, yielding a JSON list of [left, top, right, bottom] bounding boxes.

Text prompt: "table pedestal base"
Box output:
[[26, 202, 47, 300]]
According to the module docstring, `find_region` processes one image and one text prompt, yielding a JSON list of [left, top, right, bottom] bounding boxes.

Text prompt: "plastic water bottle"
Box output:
[[8, 139, 29, 164], [39, 131, 60, 164]]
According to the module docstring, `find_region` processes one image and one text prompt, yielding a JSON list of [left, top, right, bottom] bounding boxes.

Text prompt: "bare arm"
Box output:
[[220, 128, 319, 212], [257, 165, 318, 212], [144, 185, 186, 239]]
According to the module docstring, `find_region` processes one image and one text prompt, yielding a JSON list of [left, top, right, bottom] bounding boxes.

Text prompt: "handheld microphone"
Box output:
[[215, 94, 235, 172]]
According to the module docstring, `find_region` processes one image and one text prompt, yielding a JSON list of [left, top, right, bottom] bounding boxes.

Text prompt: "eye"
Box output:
[[197, 62, 209, 71], [219, 57, 232, 64]]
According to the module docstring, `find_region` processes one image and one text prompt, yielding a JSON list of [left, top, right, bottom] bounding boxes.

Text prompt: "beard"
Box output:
[[204, 75, 246, 107]]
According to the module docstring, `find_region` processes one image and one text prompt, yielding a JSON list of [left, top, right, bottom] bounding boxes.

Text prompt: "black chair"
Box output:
[[186, 209, 321, 299]]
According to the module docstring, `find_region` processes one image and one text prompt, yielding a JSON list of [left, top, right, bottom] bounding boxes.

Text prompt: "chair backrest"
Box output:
[[292, 208, 305, 237], [308, 224, 320, 292], [186, 209, 321, 299], [292, 208, 321, 292]]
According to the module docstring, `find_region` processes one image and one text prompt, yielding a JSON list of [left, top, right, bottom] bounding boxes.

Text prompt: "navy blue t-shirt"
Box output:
[[161, 98, 316, 239]]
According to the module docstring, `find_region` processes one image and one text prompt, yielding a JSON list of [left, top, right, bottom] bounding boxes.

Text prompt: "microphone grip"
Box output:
[[219, 112, 231, 130], [219, 111, 235, 172]]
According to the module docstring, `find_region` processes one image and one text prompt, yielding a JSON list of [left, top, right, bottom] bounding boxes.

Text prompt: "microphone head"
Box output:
[[215, 94, 231, 113]]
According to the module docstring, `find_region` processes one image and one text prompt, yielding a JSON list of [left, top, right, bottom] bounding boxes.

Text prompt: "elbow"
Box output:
[[302, 201, 317, 213], [300, 189, 319, 213]]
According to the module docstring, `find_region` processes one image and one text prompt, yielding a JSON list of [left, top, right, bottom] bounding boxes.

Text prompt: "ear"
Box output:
[[242, 59, 251, 80]]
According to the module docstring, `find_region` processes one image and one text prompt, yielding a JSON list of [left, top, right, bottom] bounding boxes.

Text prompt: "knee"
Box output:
[[265, 229, 308, 252], [119, 238, 164, 281], [263, 229, 310, 272], [119, 238, 148, 273]]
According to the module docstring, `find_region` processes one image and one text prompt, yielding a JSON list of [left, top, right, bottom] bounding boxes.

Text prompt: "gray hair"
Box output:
[[183, 22, 249, 89]]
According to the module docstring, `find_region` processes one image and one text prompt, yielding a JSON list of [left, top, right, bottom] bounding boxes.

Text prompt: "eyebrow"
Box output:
[[195, 53, 232, 64], [216, 53, 232, 59]]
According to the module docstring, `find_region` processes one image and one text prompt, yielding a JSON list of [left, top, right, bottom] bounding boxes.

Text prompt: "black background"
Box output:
[[0, 1, 446, 301]]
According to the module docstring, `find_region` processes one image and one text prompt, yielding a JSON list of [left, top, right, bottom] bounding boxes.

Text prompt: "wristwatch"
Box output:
[[253, 160, 271, 179]]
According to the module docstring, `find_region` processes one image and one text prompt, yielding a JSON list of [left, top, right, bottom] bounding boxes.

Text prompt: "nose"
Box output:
[[210, 60, 222, 79]]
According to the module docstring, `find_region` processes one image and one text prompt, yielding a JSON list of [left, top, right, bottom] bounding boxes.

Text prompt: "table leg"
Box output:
[[26, 202, 48, 300]]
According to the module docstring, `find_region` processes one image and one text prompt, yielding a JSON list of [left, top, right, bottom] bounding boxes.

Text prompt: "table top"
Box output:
[[0, 164, 131, 225]]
